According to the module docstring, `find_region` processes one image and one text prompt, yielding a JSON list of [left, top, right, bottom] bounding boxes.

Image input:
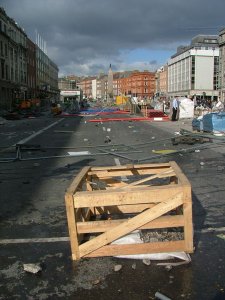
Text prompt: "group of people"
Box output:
[[171, 96, 224, 121]]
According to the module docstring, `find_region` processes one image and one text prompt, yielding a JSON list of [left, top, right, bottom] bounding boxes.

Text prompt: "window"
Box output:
[[5, 44, 8, 57], [0, 41, 3, 56], [1, 59, 5, 79]]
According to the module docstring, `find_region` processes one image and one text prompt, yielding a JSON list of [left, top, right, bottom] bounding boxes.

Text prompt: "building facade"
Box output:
[[27, 38, 36, 99], [107, 64, 113, 99], [0, 6, 59, 110], [168, 35, 219, 100], [0, 7, 28, 110], [36, 46, 59, 101], [120, 70, 155, 99], [219, 28, 225, 102], [80, 77, 95, 99]]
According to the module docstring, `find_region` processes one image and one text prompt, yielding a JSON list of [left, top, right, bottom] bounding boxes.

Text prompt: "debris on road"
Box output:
[[114, 264, 122, 272], [23, 263, 42, 274], [171, 135, 211, 145], [65, 162, 193, 261], [142, 259, 151, 266], [155, 291, 172, 300]]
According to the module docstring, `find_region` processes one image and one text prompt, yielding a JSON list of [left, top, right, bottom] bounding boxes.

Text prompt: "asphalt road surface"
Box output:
[[0, 113, 225, 300]]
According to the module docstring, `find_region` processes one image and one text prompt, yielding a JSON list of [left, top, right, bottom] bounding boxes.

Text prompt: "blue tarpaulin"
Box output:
[[203, 112, 225, 132], [192, 112, 225, 132]]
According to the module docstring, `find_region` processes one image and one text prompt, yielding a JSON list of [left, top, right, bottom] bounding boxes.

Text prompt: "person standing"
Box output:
[[172, 96, 179, 121]]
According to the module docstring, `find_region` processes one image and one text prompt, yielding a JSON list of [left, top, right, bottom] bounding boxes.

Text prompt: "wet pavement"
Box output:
[[0, 114, 225, 299]]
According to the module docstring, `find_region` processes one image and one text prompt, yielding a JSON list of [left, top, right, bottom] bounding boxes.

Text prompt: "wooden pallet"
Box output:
[[65, 162, 193, 260]]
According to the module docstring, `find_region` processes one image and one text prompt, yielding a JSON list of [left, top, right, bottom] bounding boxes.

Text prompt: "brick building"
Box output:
[[120, 70, 155, 99]]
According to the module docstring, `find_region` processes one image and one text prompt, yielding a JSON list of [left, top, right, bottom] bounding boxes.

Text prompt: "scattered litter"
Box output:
[[104, 136, 111, 143], [84, 121, 87, 124], [83, 138, 88, 142], [152, 149, 176, 155], [107, 128, 111, 132], [195, 150, 200, 153], [155, 291, 172, 300], [128, 126, 134, 128], [217, 166, 225, 171], [114, 264, 122, 272], [142, 259, 151, 266], [214, 133, 224, 137], [174, 132, 181, 135], [23, 263, 42, 274], [68, 151, 91, 156], [152, 137, 155, 139], [165, 265, 173, 271], [172, 135, 211, 145], [131, 263, 136, 270], [103, 127, 106, 131], [92, 279, 100, 285], [217, 234, 225, 240], [200, 162, 205, 166], [33, 163, 40, 167]]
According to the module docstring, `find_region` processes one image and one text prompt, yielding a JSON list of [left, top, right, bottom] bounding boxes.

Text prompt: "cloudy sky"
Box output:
[[1, 0, 225, 76]]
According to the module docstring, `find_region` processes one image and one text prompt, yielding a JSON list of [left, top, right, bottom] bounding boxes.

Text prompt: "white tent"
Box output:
[[178, 98, 194, 119]]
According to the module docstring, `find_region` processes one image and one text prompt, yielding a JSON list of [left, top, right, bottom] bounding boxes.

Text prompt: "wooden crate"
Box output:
[[65, 161, 193, 260]]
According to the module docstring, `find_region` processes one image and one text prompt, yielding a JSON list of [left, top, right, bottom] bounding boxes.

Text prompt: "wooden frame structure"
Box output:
[[65, 161, 193, 260]]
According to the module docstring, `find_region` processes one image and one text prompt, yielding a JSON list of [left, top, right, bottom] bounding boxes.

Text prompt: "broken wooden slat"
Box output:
[[77, 215, 185, 233], [74, 186, 184, 208], [84, 240, 187, 257]]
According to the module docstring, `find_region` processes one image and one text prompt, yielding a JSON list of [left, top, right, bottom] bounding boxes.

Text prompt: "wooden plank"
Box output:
[[86, 175, 95, 215], [88, 167, 172, 178], [94, 203, 156, 214], [105, 179, 129, 188], [84, 240, 186, 257], [74, 185, 183, 208], [65, 193, 80, 259], [106, 184, 151, 190], [66, 166, 90, 194], [77, 215, 185, 233], [120, 169, 175, 189], [183, 202, 194, 252], [90, 163, 170, 172], [169, 161, 190, 187], [78, 192, 183, 257]]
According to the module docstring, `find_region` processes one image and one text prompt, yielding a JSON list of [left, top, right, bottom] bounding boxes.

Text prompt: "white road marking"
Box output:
[[0, 237, 69, 244], [114, 158, 128, 181], [0, 227, 224, 244], [68, 151, 91, 156], [13, 119, 64, 146]]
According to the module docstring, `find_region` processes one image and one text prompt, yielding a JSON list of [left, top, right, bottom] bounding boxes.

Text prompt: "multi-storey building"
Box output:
[[219, 28, 225, 102], [0, 6, 59, 110], [36, 46, 59, 101], [27, 38, 36, 99], [0, 7, 10, 109], [80, 76, 95, 98], [0, 7, 28, 109], [96, 74, 107, 99], [120, 70, 155, 99], [58, 75, 80, 90], [168, 35, 219, 101], [159, 65, 168, 95], [107, 64, 113, 99]]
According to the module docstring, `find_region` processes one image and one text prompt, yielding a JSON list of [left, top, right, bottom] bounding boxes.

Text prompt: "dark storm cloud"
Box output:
[[1, 0, 225, 75]]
